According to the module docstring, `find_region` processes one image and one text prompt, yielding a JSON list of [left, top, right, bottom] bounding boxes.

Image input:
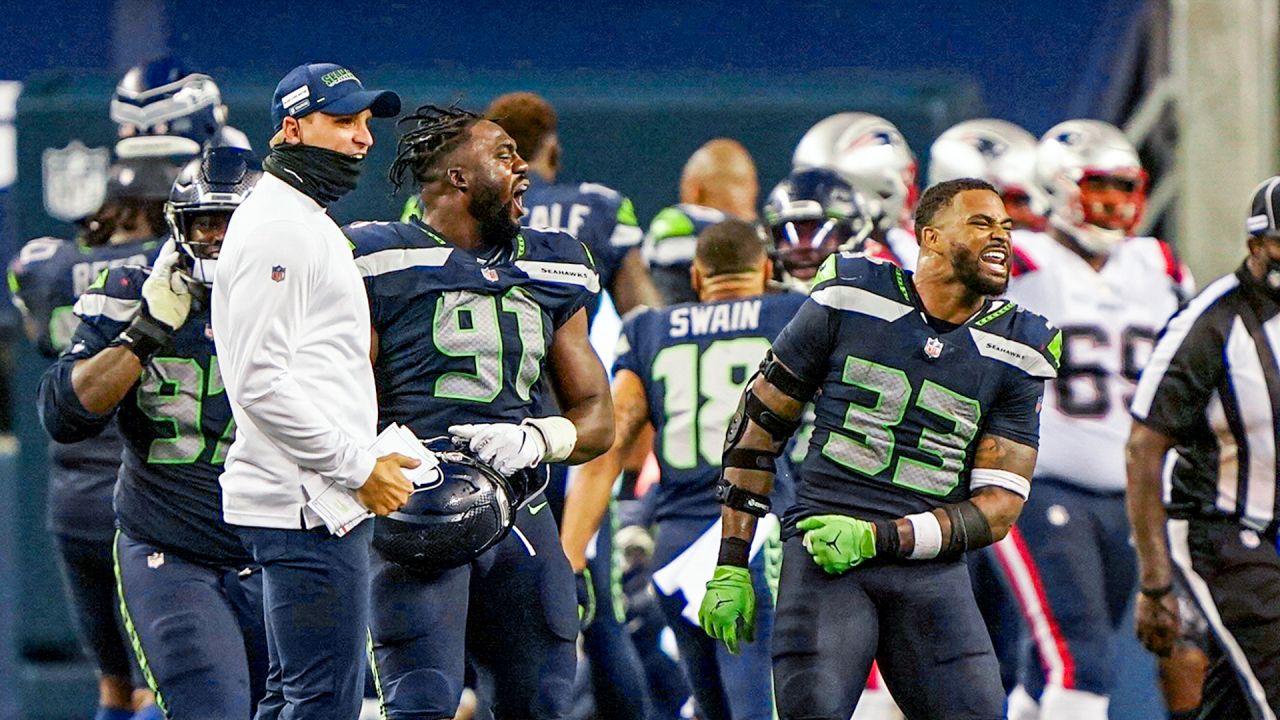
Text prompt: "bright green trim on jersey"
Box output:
[[113, 530, 168, 717], [6, 270, 18, 294], [400, 195, 423, 223], [580, 241, 596, 270], [811, 254, 837, 287], [974, 301, 1015, 327], [616, 197, 639, 227], [367, 630, 389, 720], [648, 206, 696, 241], [892, 265, 910, 302], [1046, 329, 1063, 368], [516, 233, 527, 258], [88, 268, 109, 291]]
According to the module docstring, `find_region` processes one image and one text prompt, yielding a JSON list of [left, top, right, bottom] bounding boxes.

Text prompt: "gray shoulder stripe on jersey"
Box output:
[[642, 234, 696, 267], [515, 260, 601, 293], [73, 294, 141, 322], [354, 247, 454, 277], [609, 223, 644, 248], [968, 327, 1058, 378], [1130, 273, 1242, 418], [809, 285, 913, 322]]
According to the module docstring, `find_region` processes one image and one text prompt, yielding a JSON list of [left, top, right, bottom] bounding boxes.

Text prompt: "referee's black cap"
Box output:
[[1247, 176, 1280, 236]]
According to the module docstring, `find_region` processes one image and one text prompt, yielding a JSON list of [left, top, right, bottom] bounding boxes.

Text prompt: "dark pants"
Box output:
[[114, 530, 268, 719], [369, 501, 577, 719], [992, 477, 1137, 698], [772, 536, 1003, 720], [653, 517, 775, 720], [1168, 517, 1280, 719], [582, 501, 656, 720], [237, 521, 373, 720], [54, 533, 136, 681]]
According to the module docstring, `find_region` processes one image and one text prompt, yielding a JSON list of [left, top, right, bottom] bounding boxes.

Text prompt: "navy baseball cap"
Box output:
[[271, 63, 401, 132]]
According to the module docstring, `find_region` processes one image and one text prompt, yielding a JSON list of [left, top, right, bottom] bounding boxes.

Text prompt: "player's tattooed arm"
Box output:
[[609, 248, 664, 314], [878, 433, 1036, 560], [561, 369, 651, 572], [719, 366, 810, 554], [547, 308, 615, 462]]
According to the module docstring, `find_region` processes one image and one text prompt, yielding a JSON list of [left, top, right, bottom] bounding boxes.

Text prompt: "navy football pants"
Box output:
[[114, 530, 268, 719], [772, 535, 1004, 719], [237, 521, 372, 720], [653, 517, 775, 720], [369, 498, 578, 719]]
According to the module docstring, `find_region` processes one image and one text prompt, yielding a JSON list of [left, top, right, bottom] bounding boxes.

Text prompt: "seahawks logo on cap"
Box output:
[[321, 68, 357, 87]]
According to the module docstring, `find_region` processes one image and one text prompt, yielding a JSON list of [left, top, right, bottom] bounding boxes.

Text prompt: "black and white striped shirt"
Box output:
[[1131, 263, 1280, 535]]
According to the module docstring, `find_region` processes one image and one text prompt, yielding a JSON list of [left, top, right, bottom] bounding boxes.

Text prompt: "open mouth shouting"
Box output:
[[980, 244, 1009, 277]]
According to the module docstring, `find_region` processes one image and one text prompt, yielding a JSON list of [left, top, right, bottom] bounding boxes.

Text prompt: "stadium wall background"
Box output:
[[0, 1, 1164, 716]]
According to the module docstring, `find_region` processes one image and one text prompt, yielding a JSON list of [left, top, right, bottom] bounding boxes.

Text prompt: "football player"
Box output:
[[36, 147, 268, 718], [702, 179, 1060, 719], [486, 90, 660, 720], [563, 218, 804, 720], [350, 103, 613, 719], [995, 120, 1197, 719], [763, 167, 879, 288], [644, 138, 759, 304], [7, 155, 176, 720], [929, 118, 1048, 232], [791, 111, 920, 268]]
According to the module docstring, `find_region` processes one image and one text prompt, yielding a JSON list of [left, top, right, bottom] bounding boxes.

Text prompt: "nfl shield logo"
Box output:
[[42, 141, 110, 222], [271, 265, 286, 282], [481, 268, 498, 282], [924, 337, 944, 359]]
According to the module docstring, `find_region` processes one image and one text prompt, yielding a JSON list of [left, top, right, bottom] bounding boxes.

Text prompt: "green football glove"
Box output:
[[698, 565, 755, 655], [796, 514, 877, 574]]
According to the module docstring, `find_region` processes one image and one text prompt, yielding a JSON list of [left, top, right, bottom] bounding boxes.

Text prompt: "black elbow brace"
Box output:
[[939, 500, 993, 560], [715, 477, 771, 517], [760, 351, 818, 402]]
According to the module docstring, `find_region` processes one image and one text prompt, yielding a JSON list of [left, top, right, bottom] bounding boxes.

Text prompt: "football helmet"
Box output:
[[111, 57, 229, 159], [763, 168, 874, 283], [928, 119, 1048, 231], [373, 440, 539, 574], [165, 146, 260, 286], [792, 112, 918, 232], [1037, 119, 1147, 255]]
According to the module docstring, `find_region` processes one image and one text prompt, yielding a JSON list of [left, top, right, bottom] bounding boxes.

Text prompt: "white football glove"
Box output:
[[449, 423, 546, 476], [140, 243, 193, 331]]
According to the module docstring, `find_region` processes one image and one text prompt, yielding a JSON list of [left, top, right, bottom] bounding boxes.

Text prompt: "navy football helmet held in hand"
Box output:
[[372, 439, 541, 574]]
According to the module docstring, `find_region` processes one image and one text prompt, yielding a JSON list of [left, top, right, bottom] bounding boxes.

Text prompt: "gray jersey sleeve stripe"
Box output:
[[1131, 274, 1241, 419], [354, 247, 454, 277], [809, 285, 913, 322], [967, 327, 1058, 378], [72, 294, 141, 323]]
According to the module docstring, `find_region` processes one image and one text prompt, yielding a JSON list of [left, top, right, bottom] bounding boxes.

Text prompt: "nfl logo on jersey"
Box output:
[[271, 265, 286, 282], [924, 337, 944, 358], [482, 267, 498, 282]]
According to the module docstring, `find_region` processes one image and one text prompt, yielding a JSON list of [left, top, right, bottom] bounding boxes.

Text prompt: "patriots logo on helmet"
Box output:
[[974, 136, 1007, 159]]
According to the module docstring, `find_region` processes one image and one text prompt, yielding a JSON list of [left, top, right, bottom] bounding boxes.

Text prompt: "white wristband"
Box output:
[[906, 511, 943, 560], [970, 468, 1031, 500], [522, 416, 578, 463]]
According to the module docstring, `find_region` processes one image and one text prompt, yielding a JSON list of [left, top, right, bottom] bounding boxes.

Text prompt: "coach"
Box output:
[[1127, 176, 1280, 718], [212, 63, 415, 719]]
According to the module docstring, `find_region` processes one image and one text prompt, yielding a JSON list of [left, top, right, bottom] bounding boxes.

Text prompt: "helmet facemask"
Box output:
[[167, 204, 233, 286]]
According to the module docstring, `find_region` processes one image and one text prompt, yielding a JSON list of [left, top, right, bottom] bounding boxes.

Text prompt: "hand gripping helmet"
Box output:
[[165, 146, 260, 286], [927, 119, 1049, 231], [792, 112, 918, 233], [372, 441, 541, 574], [111, 57, 229, 159], [763, 168, 874, 284], [1037, 119, 1147, 254]]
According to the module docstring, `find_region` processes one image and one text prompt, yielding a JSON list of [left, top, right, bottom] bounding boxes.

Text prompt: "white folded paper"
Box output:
[[302, 423, 441, 537]]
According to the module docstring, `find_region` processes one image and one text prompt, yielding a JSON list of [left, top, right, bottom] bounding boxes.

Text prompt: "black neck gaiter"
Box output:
[[264, 143, 363, 207]]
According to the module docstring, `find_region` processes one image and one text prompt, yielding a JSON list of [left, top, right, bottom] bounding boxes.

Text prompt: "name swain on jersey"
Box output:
[[670, 299, 762, 338]]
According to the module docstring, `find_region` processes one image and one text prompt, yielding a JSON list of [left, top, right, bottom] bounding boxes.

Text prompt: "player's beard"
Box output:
[[469, 178, 521, 247], [952, 243, 1008, 297]]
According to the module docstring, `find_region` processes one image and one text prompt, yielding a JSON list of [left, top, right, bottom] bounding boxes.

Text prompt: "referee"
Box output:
[[213, 63, 415, 719], [1127, 176, 1280, 719]]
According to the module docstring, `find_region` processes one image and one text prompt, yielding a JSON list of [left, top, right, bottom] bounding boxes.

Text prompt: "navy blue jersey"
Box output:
[[38, 265, 247, 566], [642, 204, 729, 305], [614, 291, 807, 523], [522, 175, 641, 321], [9, 235, 161, 539], [770, 253, 1060, 527], [346, 217, 598, 439]]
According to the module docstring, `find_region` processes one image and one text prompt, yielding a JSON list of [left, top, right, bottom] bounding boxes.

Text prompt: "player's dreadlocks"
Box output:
[[389, 103, 481, 193]]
